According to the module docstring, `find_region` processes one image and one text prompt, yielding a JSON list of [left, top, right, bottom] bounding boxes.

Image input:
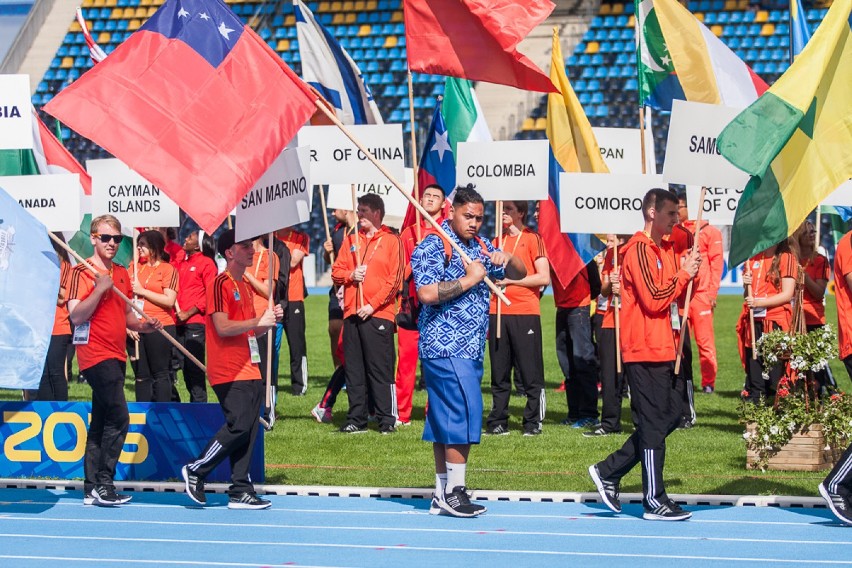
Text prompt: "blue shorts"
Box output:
[[422, 357, 484, 445]]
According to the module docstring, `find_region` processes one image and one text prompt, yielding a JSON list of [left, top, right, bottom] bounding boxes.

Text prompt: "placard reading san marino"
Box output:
[[662, 100, 751, 189], [88, 158, 180, 227], [456, 139, 549, 200], [686, 184, 742, 224], [0, 74, 33, 150], [591, 127, 644, 174], [235, 146, 312, 241], [298, 124, 405, 185], [0, 174, 82, 232], [559, 173, 664, 234]]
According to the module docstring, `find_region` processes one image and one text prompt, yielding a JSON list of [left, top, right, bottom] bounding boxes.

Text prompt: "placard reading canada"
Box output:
[[456, 139, 549, 200], [88, 158, 180, 227], [820, 179, 852, 207], [559, 173, 664, 234], [0, 74, 33, 150], [591, 127, 644, 174], [0, 174, 82, 231], [326, 168, 414, 219], [685, 185, 743, 224], [662, 100, 751, 189], [235, 147, 312, 241], [298, 124, 405, 184]]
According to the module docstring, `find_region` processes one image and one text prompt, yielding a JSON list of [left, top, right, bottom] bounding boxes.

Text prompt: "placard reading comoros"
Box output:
[[591, 127, 645, 174], [0, 174, 82, 232], [686, 185, 743, 224], [559, 173, 665, 234], [326, 168, 414, 220], [456, 139, 549, 201], [235, 146, 312, 241], [0, 74, 33, 151], [662, 99, 751, 189], [88, 158, 180, 227], [297, 124, 405, 185]]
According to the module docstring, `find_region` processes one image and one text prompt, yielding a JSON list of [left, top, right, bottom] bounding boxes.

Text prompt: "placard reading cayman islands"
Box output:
[[662, 100, 751, 189], [0, 74, 33, 150], [456, 139, 549, 200], [0, 174, 82, 232], [591, 127, 644, 174], [685, 184, 743, 224], [559, 173, 664, 234], [88, 158, 180, 227], [234, 147, 312, 241], [298, 124, 405, 184], [326, 168, 414, 220]]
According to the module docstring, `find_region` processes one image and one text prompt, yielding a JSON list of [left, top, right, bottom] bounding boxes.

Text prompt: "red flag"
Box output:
[[45, 0, 317, 234], [34, 112, 93, 195], [404, 0, 558, 93]]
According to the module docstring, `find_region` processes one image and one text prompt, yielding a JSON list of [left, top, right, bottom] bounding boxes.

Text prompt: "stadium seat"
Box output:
[[760, 23, 775, 35], [520, 118, 535, 131]]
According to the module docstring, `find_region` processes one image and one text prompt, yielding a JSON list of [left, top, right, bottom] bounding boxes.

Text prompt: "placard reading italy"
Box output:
[[88, 158, 180, 227], [235, 147, 312, 241], [326, 168, 414, 220], [591, 127, 644, 174], [298, 124, 405, 184], [456, 139, 549, 200], [662, 100, 751, 189], [559, 173, 665, 234], [0, 174, 81, 231], [0, 74, 33, 150], [685, 185, 742, 224]]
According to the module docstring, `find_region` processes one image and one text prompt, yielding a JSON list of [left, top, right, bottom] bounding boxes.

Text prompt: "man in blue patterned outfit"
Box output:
[[411, 186, 526, 518]]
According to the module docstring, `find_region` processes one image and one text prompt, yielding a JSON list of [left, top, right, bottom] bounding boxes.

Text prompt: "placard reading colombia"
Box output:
[[456, 139, 549, 201], [559, 173, 665, 234], [88, 158, 180, 227]]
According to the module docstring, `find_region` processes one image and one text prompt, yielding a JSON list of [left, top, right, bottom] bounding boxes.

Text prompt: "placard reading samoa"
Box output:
[[456, 139, 549, 201]]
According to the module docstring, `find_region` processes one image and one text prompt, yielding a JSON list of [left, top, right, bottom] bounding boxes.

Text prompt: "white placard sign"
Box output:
[[685, 185, 743, 224], [88, 158, 180, 227], [326, 168, 414, 219], [0, 174, 82, 231], [235, 147, 312, 241], [662, 100, 751, 189], [592, 127, 644, 174], [298, 124, 405, 184], [820, 179, 852, 207], [559, 173, 664, 234], [0, 74, 33, 150], [456, 139, 549, 200]]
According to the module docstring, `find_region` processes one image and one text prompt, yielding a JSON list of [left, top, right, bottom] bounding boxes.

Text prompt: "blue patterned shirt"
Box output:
[[411, 220, 505, 361]]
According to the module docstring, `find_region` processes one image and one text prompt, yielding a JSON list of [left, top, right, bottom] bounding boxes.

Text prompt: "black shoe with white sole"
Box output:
[[643, 500, 692, 521], [819, 483, 852, 525], [588, 464, 621, 513], [439, 486, 486, 518], [228, 492, 271, 510], [182, 465, 206, 505], [90, 485, 131, 507]]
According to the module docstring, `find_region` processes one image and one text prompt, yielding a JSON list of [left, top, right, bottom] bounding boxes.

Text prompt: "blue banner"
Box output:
[[0, 401, 264, 483]]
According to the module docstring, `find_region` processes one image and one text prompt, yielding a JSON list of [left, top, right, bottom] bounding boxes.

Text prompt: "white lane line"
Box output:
[[0, 556, 349, 568], [0, 535, 849, 565]]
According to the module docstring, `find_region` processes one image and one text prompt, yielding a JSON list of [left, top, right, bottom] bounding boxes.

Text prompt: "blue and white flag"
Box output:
[[293, 0, 383, 125], [0, 187, 60, 389], [790, 0, 812, 58]]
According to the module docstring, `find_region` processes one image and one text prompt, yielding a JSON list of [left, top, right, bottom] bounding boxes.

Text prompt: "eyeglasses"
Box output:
[[93, 233, 124, 244]]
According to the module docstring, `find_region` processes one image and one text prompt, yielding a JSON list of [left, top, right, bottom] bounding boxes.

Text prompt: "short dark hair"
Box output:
[[357, 193, 385, 219], [452, 184, 484, 208], [422, 183, 445, 198], [642, 188, 678, 221]]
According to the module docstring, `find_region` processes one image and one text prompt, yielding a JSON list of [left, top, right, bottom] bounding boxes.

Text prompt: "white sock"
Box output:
[[445, 462, 466, 494], [435, 473, 447, 496]]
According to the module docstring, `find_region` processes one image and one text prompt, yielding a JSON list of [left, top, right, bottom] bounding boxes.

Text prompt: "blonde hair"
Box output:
[[90, 214, 122, 234]]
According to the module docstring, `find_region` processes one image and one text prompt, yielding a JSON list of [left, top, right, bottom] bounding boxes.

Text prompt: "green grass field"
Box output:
[[3, 294, 847, 496]]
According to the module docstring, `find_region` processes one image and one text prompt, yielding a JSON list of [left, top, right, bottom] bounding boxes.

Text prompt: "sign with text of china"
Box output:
[[559, 173, 664, 234], [326, 168, 414, 219], [0, 174, 82, 232], [662, 100, 751, 189], [592, 127, 644, 174], [88, 158, 180, 228], [235, 147, 312, 241], [0, 74, 33, 150], [456, 139, 549, 200], [685, 185, 742, 224], [820, 179, 852, 206], [298, 124, 405, 184]]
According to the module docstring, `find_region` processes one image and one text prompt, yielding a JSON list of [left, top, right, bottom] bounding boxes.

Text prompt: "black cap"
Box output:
[[217, 229, 236, 257]]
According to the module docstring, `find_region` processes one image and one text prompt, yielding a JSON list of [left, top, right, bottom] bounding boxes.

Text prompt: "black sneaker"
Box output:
[[380, 424, 396, 435], [583, 427, 620, 438], [182, 465, 206, 505], [439, 486, 486, 518], [588, 464, 621, 513], [338, 423, 368, 434], [819, 483, 852, 525], [523, 426, 542, 436], [90, 485, 131, 507], [484, 424, 510, 436], [702, 386, 714, 394], [228, 492, 272, 510], [643, 500, 692, 521]]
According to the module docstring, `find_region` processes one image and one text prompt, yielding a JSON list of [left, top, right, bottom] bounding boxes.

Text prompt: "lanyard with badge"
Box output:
[[73, 263, 114, 345], [752, 256, 768, 318], [132, 263, 156, 320], [225, 270, 261, 364]]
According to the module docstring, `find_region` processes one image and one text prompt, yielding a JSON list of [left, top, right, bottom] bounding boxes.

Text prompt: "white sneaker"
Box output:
[[310, 404, 333, 424]]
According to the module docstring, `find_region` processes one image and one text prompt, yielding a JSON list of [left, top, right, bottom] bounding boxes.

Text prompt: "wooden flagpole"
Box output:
[[496, 200, 504, 339], [746, 262, 757, 359], [132, 229, 139, 360], [613, 242, 622, 374], [318, 186, 334, 264], [407, 70, 422, 243], [674, 186, 707, 374], [264, 233, 275, 424], [351, 185, 364, 306]]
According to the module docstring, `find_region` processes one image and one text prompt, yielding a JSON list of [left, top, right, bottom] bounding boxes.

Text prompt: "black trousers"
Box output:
[[597, 362, 684, 510], [824, 442, 852, 498], [283, 301, 308, 395], [597, 327, 625, 433], [343, 316, 396, 429], [36, 334, 71, 401], [678, 329, 696, 424], [176, 323, 207, 403], [130, 325, 176, 402], [487, 314, 545, 431], [744, 320, 784, 403], [187, 379, 263, 496], [83, 358, 129, 493], [555, 307, 600, 420], [319, 365, 346, 410]]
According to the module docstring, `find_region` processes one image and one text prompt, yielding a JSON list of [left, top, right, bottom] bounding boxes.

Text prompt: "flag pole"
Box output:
[[351, 184, 364, 306], [614, 242, 622, 374], [318, 185, 334, 264], [48, 232, 206, 371], [674, 186, 707, 374], [407, 70, 422, 243], [132, 229, 139, 361], [264, 232, 275, 428], [745, 262, 757, 359], [496, 200, 503, 340], [315, 99, 511, 306]]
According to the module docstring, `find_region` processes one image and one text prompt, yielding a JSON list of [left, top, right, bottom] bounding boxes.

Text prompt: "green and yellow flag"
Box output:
[[718, 0, 852, 266]]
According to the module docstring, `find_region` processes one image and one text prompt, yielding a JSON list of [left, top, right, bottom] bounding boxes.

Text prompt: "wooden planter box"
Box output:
[[746, 423, 836, 471]]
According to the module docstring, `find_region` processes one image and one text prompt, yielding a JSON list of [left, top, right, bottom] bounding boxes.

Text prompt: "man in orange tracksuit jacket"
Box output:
[[589, 188, 700, 522], [332, 194, 404, 434]]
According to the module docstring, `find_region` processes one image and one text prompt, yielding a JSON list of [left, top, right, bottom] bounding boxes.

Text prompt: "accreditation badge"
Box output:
[[131, 298, 145, 321], [72, 321, 91, 345], [670, 303, 681, 331], [248, 334, 261, 364]]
